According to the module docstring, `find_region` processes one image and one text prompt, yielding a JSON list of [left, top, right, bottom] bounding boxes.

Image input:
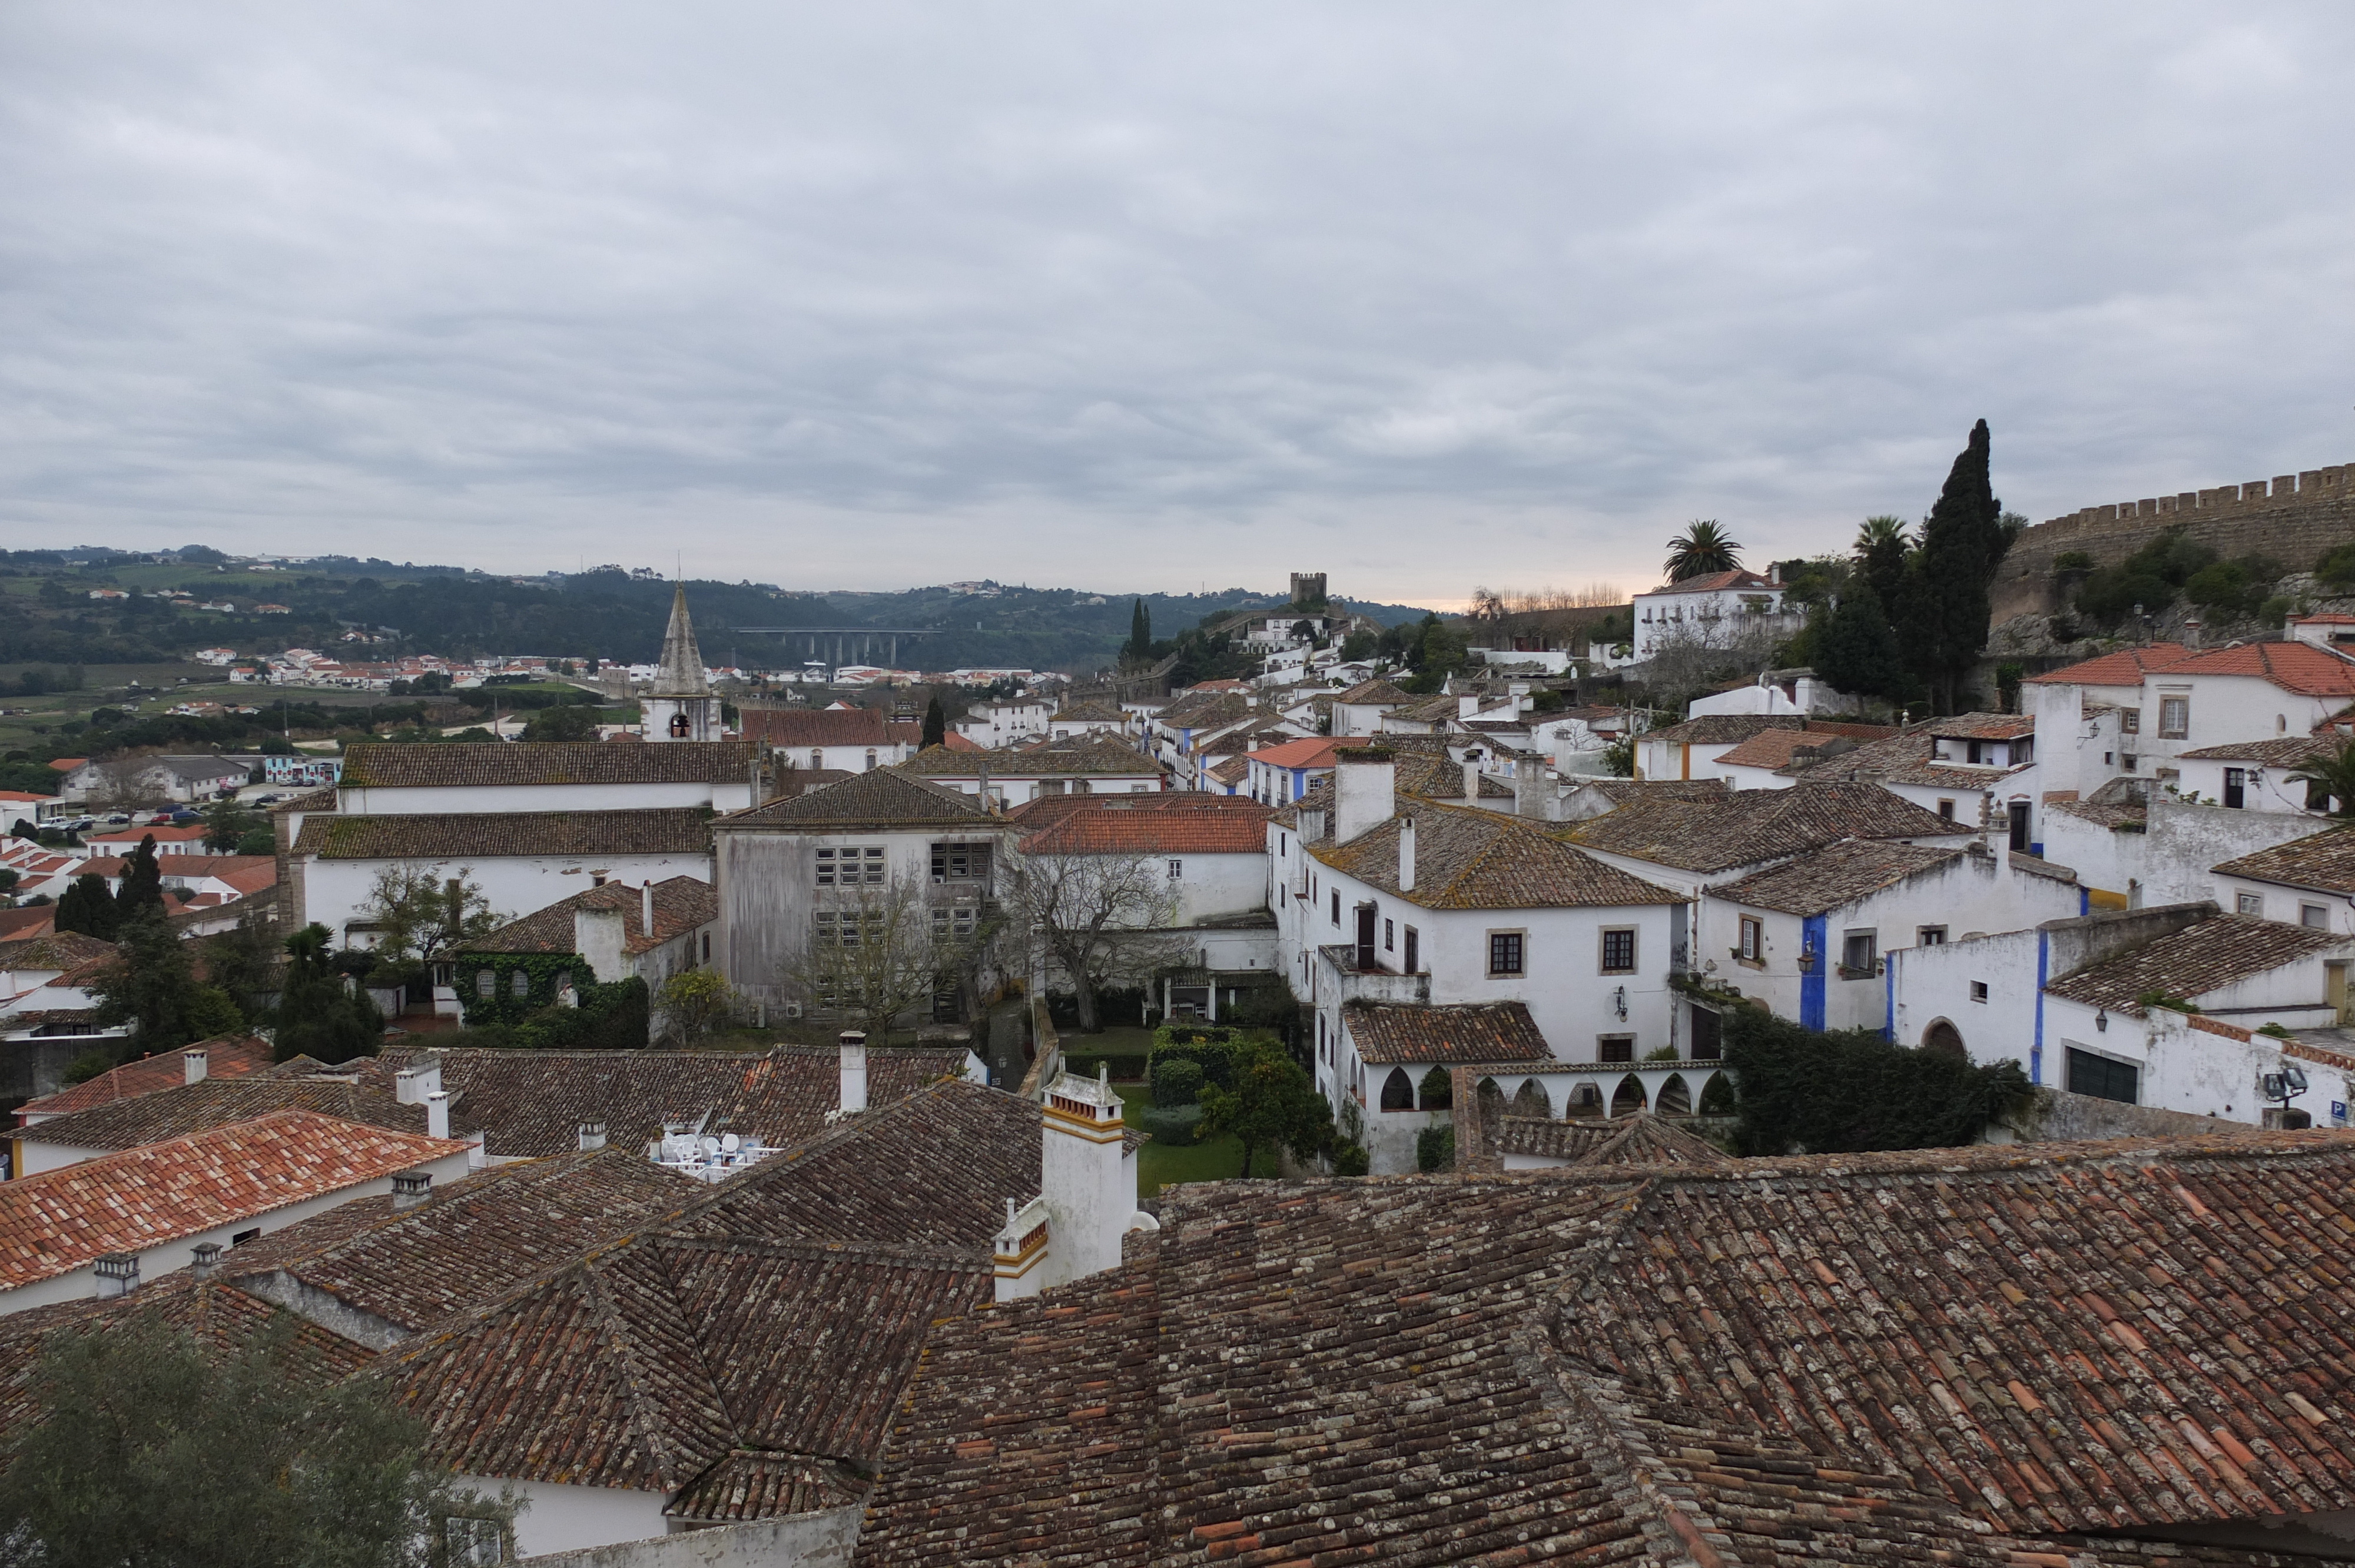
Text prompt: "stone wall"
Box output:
[[1993, 463, 2355, 623], [1987, 1086, 2249, 1145], [517, 1510, 861, 1568]]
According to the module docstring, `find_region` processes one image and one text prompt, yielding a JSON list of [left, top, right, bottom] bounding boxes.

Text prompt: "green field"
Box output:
[[1116, 1084, 1277, 1199]]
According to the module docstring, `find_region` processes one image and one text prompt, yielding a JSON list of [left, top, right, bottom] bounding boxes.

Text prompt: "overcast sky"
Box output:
[[2, 4, 2351, 605]]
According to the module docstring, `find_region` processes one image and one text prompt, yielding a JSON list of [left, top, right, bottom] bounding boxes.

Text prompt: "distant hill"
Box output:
[[0, 550, 1435, 673]]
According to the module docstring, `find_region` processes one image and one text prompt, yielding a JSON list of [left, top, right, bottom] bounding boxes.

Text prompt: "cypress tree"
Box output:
[[54, 874, 120, 942], [921, 695, 947, 749], [1127, 598, 1151, 665], [117, 835, 165, 918], [1900, 420, 2012, 712], [1814, 587, 1909, 702]]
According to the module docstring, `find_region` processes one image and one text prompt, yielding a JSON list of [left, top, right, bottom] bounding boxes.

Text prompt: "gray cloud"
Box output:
[[2, 2, 2351, 603]]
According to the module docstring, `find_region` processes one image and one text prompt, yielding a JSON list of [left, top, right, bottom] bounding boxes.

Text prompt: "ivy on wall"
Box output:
[[1723, 1006, 2030, 1156], [455, 952, 599, 1028]]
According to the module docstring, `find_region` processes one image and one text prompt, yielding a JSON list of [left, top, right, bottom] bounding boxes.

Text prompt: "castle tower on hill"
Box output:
[[644, 585, 718, 742]]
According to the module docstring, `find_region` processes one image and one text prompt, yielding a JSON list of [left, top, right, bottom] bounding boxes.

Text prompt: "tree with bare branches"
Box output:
[[783, 874, 993, 1041], [1004, 848, 1186, 1034]]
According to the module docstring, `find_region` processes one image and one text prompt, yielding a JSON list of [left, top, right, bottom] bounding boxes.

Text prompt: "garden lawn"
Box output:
[[1115, 1084, 1276, 1200]]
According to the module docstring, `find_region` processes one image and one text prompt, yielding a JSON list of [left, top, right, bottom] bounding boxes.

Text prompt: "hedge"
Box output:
[[455, 950, 601, 1028], [1722, 1006, 2030, 1155]]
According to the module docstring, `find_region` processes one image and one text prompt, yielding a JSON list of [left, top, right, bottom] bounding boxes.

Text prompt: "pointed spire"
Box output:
[[653, 584, 709, 697]]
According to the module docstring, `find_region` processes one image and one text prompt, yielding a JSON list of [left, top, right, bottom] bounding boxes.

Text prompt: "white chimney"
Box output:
[[1458, 695, 1480, 720], [393, 1062, 442, 1105], [641, 880, 655, 938], [1038, 1065, 1133, 1288], [1398, 817, 1415, 893], [1515, 756, 1551, 819], [578, 1120, 607, 1151], [993, 1193, 1053, 1303], [183, 1048, 208, 1085], [1461, 756, 1481, 802], [392, 1171, 432, 1210], [839, 1031, 868, 1114], [576, 905, 627, 986], [425, 1091, 450, 1141], [1331, 747, 1395, 845]]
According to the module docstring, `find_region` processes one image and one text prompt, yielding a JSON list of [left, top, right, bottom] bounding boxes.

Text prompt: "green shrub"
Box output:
[[1723, 1008, 2030, 1155], [2052, 550, 2095, 573], [1146, 1025, 1258, 1094], [1697, 1074, 1736, 1115], [1416, 1066, 1453, 1109], [1151, 1056, 1205, 1107], [1330, 1142, 1370, 1177], [1415, 1124, 1455, 1172], [2318, 541, 2355, 589], [2257, 595, 2296, 626], [501, 976, 650, 1050], [1137, 1103, 1203, 1147]]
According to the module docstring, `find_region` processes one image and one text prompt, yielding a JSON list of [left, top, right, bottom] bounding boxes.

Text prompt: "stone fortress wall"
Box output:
[[1992, 461, 2355, 623]]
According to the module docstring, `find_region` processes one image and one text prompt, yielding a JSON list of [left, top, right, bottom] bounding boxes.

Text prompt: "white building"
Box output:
[[2211, 825, 2355, 935], [1776, 713, 2043, 851], [740, 704, 923, 772], [956, 697, 1052, 748], [1628, 568, 1791, 663], [1686, 668, 1865, 720], [1694, 838, 2085, 1042], [1272, 750, 1691, 1171], [895, 736, 1164, 807], [332, 740, 758, 817]]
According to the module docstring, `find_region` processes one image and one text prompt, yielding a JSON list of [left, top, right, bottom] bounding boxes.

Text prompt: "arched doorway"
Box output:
[[1511, 1079, 1550, 1118], [1610, 1075, 1648, 1118], [1567, 1082, 1604, 1119], [1379, 1067, 1414, 1111], [1922, 1019, 1966, 1060], [1653, 1074, 1691, 1117]]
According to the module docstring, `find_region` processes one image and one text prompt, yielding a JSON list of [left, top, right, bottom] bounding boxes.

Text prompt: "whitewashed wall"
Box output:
[[340, 781, 754, 816], [301, 853, 712, 947]]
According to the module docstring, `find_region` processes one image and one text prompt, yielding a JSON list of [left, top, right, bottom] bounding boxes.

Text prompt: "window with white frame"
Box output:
[[2304, 903, 2330, 929], [2237, 892, 2264, 916], [1488, 931, 1525, 977], [1167, 859, 1183, 880], [2158, 695, 2189, 739], [1737, 916, 1762, 962], [930, 905, 979, 941], [446, 1518, 504, 1567], [817, 846, 885, 886], [1840, 930, 1878, 976], [1918, 926, 1948, 946]]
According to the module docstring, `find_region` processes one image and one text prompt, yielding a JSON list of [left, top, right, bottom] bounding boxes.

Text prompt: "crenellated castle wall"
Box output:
[[1992, 462, 2355, 623]]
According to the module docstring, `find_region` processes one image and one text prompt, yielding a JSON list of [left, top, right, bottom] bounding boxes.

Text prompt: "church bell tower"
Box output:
[[643, 585, 719, 742]]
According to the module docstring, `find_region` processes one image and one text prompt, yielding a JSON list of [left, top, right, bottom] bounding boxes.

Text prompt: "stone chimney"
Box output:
[[93, 1253, 138, 1299], [183, 1048, 208, 1085], [578, 1120, 607, 1152], [976, 762, 993, 810], [641, 881, 656, 940], [1514, 755, 1551, 820], [576, 903, 628, 987], [1398, 816, 1416, 893], [392, 1170, 432, 1210], [992, 1194, 1053, 1303], [1332, 747, 1395, 845], [1296, 803, 1327, 843], [425, 1091, 450, 1142], [190, 1241, 222, 1279], [839, 1031, 868, 1114]]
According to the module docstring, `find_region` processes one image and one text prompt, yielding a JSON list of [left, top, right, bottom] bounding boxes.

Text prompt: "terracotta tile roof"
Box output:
[[722, 768, 988, 828], [1048, 700, 1125, 723], [855, 1132, 2355, 1567], [2213, 826, 2355, 895], [16, 1034, 274, 1121], [0, 931, 117, 975], [1391, 752, 1512, 799], [1344, 1001, 1548, 1064], [218, 1145, 698, 1338], [1205, 756, 1250, 785], [1335, 679, 1412, 705], [1641, 713, 1805, 747], [2024, 642, 2195, 685], [1710, 839, 1971, 916], [0, 909, 54, 943], [380, 1079, 1036, 1507], [1713, 726, 1889, 770], [1018, 798, 1275, 855], [1561, 777, 1731, 806], [2051, 796, 2150, 829], [294, 808, 715, 859], [1391, 692, 1462, 725], [1492, 1111, 1733, 1165], [1782, 729, 2031, 789], [465, 875, 717, 957], [74, 853, 275, 881], [16, 1074, 484, 1153], [1566, 782, 1967, 873], [737, 706, 895, 748], [83, 824, 210, 848], [2044, 913, 2346, 1014], [1244, 736, 1343, 770], [0, 1109, 467, 1292], [1646, 567, 1776, 594], [376, 1043, 971, 1160], [2178, 735, 2340, 764], [339, 740, 754, 788], [1155, 692, 1253, 730], [1317, 799, 1683, 909], [2165, 640, 2355, 696], [898, 736, 1157, 777], [1923, 710, 2038, 738]]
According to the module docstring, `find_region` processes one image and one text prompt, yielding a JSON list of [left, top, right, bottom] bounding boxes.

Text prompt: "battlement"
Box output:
[[2034, 464, 2354, 539], [1992, 461, 2355, 624]]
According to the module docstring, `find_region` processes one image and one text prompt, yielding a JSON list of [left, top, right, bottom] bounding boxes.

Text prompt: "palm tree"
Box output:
[[1854, 515, 1911, 554], [1853, 514, 1912, 607], [2287, 738, 2355, 818], [1663, 520, 1743, 582]]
